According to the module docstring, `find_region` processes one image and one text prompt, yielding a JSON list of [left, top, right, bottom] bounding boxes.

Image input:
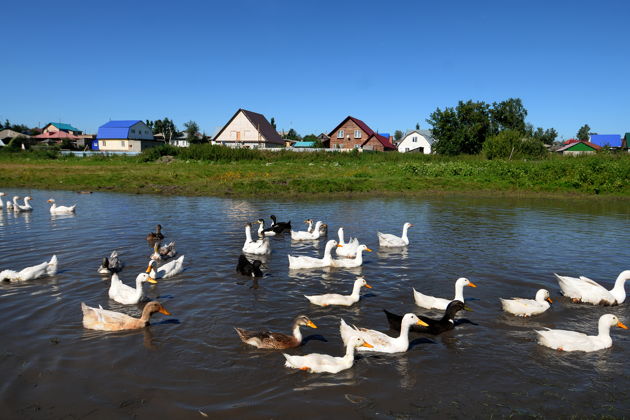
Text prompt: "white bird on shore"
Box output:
[[47, 198, 76, 214], [377, 222, 412, 247], [555, 271, 630, 305], [0, 255, 58, 282], [501, 289, 553, 317], [536, 314, 627, 352], [413, 277, 477, 310]]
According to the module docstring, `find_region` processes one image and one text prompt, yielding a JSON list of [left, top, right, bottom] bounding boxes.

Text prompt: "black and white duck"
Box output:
[[383, 300, 470, 335], [236, 254, 263, 277]]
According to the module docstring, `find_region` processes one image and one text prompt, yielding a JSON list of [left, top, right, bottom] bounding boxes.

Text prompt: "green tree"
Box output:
[[531, 126, 558, 145], [428, 100, 492, 155], [577, 124, 591, 141], [285, 128, 300, 140], [483, 129, 546, 160], [153, 118, 177, 142], [270, 117, 276, 129], [490, 98, 527, 134], [415, 122, 420, 130], [184, 120, 200, 143], [302, 134, 322, 147], [394, 130, 404, 141]]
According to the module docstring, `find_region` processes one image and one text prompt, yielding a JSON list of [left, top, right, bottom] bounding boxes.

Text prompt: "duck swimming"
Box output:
[[151, 241, 177, 261], [288, 239, 338, 269], [340, 313, 428, 353], [47, 198, 76, 214], [108, 272, 153, 305], [146, 224, 164, 242], [536, 314, 627, 352], [256, 219, 277, 237], [501, 289, 552, 317], [555, 270, 630, 305], [384, 300, 470, 335], [305, 276, 371, 306], [81, 301, 171, 331], [243, 223, 271, 255], [413, 277, 477, 310], [236, 254, 263, 277], [291, 221, 323, 241], [269, 214, 291, 234], [377, 222, 412, 247], [0, 255, 58, 282], [14, 196, 33, 212], [235, 315, 317, 349], [97, 250, 124, 274], [331, 244, 371, 268], [283, 335, 372, 374], [146, 256, 185, 280], [335, 227, 359, 258]]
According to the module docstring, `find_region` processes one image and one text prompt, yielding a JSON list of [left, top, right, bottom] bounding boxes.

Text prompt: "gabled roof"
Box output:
[[363, 133, 396, 150], [46, 122, 80, 132], [213, 109, 283, 145], [402, 129, 436, 145], [34, 130, 79, 139], [0, 128, 30, 139], [99, 120, 142, 129], [328, 116, 375, 138], [556, 141, 601, 152]]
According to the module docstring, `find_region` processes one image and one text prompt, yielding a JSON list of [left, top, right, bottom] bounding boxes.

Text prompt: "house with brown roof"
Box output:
[[213, 109, 284, 149], [327, 116, 396, 151]]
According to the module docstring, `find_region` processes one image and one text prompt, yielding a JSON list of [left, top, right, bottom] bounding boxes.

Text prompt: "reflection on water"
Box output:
[[0, 189, 629, 418]]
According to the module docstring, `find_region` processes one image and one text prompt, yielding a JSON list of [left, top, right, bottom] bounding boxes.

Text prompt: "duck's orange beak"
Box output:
[[307, 321, 318, 329], [145, 264, 152, 273], [417, 319, 429, 327], [467, 281, 477, 288], [364, 283, 372, 289], [147, 277, 157, 284], [546, 297, 553, 304], [617, 321, 628, 329], [361, 341, 374, 349], [337, 244, 343, 247], [159, 306, 171, 316], [365, 248, 372, 252]]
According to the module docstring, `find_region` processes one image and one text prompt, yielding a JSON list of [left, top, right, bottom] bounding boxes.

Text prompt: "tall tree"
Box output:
[[415, 122, 420, 130], [394, 130, 404, 141], [184, 120, 200, 142], [490, 98, 527, 134], [153, 118, 177, 141], [270, 117, 276, 129], [577, 124, 591, 141], [428, 100, 492, 155], [285, 128, 300, 140]]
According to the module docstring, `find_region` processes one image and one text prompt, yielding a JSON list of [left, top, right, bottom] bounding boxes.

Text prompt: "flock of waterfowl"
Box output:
[[1, 193, 629, 374]]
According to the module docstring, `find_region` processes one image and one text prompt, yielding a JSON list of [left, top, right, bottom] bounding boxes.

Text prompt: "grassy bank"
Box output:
[[0, 146, 628, 198]]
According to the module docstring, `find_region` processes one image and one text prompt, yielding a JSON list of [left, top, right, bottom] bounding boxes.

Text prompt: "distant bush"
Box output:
[[483, 130, 547, 160]]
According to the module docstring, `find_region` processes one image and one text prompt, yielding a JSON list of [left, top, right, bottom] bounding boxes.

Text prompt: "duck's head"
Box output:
[[47, 198, 55, 203], [270, 215, 277, 223], [536, 289, 552, 304], [358, 244, 373, 253], [137, 272, 155, 283], [145, 260, 158, 283], [457, 277, 477, 288], [602, 314, 628, 330], [144, 301, 171, 316], [304, 218, 313, 224], [404, 222, 414, 229], [256, 218, 264, 224], [294, 315, 317, 329], [13, 196, 19, 201], [25, 196, 32, 201], [356, 276, 372, 289], [350, 335, 373, 349], [402, 313, 429, 327], [245, 222, 252, 228], [445, 300, 470, 315], [156, 224, 162, 230], [0, 192, 5, 197]]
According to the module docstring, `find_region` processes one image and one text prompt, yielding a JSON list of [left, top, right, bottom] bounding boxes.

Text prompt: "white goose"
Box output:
[[555, 270, 630, 305], [340, 313, 428, 353], [537, 314, 627, 352], [335, 227, 360, 258], [413, 277, 477, 310], [47, 198, 76, 214], [15, 196, 33, 212], [291, 221, 323, 241], [109, 272, 153, 305], [283, 335, 373, 374], [0, 192, 5, 209], [331, 244, 371, 268], [147, 256, 185, 280], [501, 289, 553, 317], [256, 219, 276, 237], [5, 193, 13, 211], [377, 222, 413, 247], [243, 222, 271, 255], [0, 255, 58, 282], [305, 277, 371, 306], [288, 239, 339, 270]]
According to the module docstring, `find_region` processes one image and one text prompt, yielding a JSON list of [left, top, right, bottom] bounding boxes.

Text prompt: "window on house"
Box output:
[[337, 130, 344, 138], [354, 130, 361, 138], [412, 136, 417, 143], [103, 141, 107, 146], [131, 129, 135, 134], [405, 147, 409, 152]]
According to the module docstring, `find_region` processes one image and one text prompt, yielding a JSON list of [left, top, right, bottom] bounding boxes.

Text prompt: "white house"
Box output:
[[213, 109, 284, 149], [397, 130, 435, 154]]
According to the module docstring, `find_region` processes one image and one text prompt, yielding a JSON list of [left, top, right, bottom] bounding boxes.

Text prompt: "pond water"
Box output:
[[0, 189, 629, 419]]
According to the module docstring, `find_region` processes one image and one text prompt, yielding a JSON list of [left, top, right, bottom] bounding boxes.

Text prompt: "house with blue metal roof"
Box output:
[[94, 120, 160, 152], [589, 134, 622, 148]]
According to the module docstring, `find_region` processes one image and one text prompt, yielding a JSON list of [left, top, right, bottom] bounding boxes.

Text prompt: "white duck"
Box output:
[[147, 256, 185, 280], [283, 335, 373, 374], [501, 289, 553, 317], [15, 196, 33, 212], [377, 222, 413, 247], [0, 192, 5, 209], [0, 255, 58, 282], [555, 270, 630, 305], [243, 222, 271, 255], [305, 277, 372, 306], [5, 194, 13, 211], [288, 239, 339, 269], [536, 314, 628, 352], [47, 198, 76, 214], [291, 221, 323, 241], [108, 272, 153, 305], [331, 244, 371, 268], [413, 277, 477, 310], [340, 313, 428, 354], [256, 218, 276, 237], [335, 227, 360, 258]]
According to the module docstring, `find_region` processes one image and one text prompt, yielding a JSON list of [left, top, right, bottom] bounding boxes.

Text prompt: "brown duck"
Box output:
[[146, 224, 165, 242], [81, 301, 171, 331], [235, 315, 317, 349]]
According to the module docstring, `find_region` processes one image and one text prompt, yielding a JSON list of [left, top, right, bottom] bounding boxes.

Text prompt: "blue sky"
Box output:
[[2, 0, 629, 139]]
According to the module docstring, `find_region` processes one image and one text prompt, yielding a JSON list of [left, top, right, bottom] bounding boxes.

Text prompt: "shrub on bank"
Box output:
[[483, 130, 547, 160]]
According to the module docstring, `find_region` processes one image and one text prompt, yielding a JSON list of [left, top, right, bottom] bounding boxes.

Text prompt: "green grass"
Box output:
[[0, 146, 628, 198]]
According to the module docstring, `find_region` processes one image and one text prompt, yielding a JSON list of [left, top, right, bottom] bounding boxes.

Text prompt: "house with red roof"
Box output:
[[327, 116, 396, 151], [213, 109, 284, 149]]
